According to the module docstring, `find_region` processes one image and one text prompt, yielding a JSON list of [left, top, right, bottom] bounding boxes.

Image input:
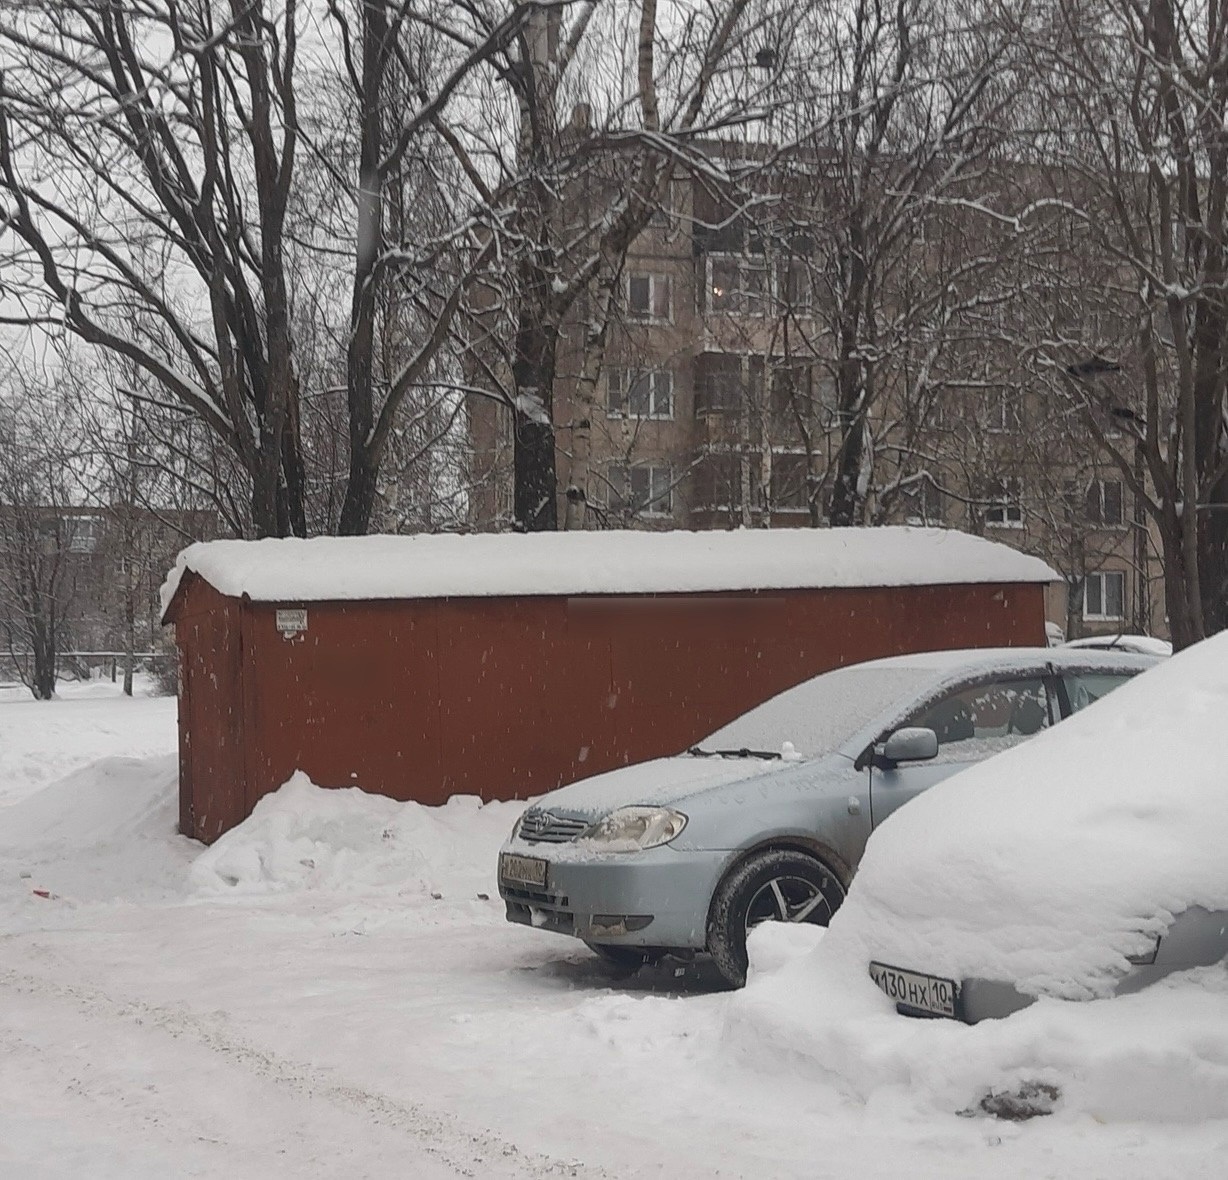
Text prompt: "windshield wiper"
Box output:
[[687, 746, 781, 760]]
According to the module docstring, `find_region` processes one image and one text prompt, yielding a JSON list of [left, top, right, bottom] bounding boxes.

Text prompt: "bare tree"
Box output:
[[455, 0, 762, 531], [0, 381, 90, 698], [0, 0, 531, 537], [1008, 0, 1228, 647], [763, 0, 1022, 527]]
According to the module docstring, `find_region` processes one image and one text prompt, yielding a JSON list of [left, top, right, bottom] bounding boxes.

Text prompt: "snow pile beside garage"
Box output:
[[190, 772, 523, 898], [160, 526, 1057, 614]]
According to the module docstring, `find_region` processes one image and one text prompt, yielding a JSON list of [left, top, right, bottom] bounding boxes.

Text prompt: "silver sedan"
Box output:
[[498, 647, 1157, 987]]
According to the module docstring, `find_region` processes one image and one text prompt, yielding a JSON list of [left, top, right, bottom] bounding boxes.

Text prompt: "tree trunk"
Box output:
[[1159, 512, 1200, 650], [340, 450, 380, 536], [829, 407, 868, 527], [511, 312, 559, 532], [1199, 471, 1228, 635], [31, 618, 55, 701], [514, 418, 559, 531], [250, 453, 283, 539], [123, 581, 135, 697]]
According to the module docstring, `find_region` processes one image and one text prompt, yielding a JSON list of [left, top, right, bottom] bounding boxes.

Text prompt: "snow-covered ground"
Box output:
[[2, 682, 1225, 1177]]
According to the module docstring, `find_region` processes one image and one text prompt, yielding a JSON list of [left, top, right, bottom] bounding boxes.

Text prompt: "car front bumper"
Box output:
[[498, 841, 730, 951]]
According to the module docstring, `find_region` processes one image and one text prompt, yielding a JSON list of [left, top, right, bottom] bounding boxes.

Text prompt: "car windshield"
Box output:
[[693, 665, 940, 760]]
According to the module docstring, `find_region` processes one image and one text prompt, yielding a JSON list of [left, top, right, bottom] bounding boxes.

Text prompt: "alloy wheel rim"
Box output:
[[744, 873, 840, 935]]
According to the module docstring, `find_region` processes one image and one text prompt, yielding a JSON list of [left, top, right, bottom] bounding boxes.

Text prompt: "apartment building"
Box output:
[[468, 165, 1167, 642]]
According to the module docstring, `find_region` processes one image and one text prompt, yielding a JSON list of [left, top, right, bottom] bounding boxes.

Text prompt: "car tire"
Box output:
[[583, 942, 651, 975], [707, 849, 846, 989]]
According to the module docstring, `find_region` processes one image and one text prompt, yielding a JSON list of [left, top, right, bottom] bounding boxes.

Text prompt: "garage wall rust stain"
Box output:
[[168, 574, 1046, 844]]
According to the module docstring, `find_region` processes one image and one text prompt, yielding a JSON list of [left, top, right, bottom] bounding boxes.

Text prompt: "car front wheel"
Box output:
[[707, 849, 846, 988]]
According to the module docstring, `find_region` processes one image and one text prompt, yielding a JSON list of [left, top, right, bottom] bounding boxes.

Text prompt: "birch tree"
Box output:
[[455, 0, 761, 531]]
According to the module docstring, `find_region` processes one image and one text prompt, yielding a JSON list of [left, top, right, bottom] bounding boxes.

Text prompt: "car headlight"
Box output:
[[583, 806, 688, 851]]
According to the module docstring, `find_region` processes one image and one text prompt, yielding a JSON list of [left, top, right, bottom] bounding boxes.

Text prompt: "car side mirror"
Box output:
[[880, 726, 939, 766]]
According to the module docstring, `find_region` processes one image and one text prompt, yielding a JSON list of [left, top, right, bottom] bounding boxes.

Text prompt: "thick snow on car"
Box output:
[[854, 632, 1228, 1021], [497, 647, 1156, 987]]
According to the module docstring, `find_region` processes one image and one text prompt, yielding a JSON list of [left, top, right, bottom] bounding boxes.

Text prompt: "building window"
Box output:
[[607, 369, 673, 419], [609, 462, 673, 517], [627, 272, 672, 322], [986, 388, 1022, 433], [695, 353, 762, 416], [1085, 478, 1124, 527], [983, 477, 1023, 528], [1062, 477, 1124, 527], [1083, 570, 1125, 620], [66, 514, 105, 554], [782, 259, 814, 314], [693, 451, 744, 510], [900, 477, 945, 526], [770, 453, 810, 512], [706, 255, 770, 315]]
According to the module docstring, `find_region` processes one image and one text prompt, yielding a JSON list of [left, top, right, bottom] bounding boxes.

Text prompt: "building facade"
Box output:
[[468, 163, 1167, 642]]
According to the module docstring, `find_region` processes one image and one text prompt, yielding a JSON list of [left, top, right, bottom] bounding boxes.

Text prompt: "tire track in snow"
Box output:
[[0, 962, 606, 1179]]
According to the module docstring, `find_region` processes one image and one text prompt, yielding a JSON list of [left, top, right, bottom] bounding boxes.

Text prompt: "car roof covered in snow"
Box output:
[[160, 527, 1058, 620], [701, 646, 1158, 760]]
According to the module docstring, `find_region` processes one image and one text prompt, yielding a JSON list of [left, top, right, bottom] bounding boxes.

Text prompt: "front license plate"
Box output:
[[500, 853, 548, 888], [869, 961, 958, 1018]]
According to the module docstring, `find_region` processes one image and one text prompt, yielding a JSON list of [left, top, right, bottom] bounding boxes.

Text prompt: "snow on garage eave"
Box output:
[[159, 527, 1059, 623]]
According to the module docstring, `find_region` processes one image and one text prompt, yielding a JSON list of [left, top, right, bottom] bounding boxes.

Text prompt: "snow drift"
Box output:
[[189, 772, 522, 898]]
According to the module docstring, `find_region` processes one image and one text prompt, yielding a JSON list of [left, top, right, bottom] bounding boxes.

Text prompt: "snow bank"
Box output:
[[160, 527, 1058, 616], [190, 772, 522, 898], [0, 754, 192, 903], [720, 632, 1228, 1122], [0, 679, 177, 808], [729, 934, 1228, 1123]]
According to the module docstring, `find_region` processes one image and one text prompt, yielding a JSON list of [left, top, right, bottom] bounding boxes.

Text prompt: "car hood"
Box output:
[[528, 752, 790, 820]]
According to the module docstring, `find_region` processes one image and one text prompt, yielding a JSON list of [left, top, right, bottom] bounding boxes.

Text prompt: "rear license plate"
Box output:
[[869, 961, 958, 1018], [500, 853, 548, 888]]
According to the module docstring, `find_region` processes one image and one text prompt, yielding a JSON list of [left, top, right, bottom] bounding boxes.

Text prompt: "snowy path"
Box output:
[[0, 923, 605, 1179], [4, 897, 1226, 1179]]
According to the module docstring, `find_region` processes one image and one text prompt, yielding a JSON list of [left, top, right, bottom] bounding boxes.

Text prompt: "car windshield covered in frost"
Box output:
[[497, 647, 1158, 988]]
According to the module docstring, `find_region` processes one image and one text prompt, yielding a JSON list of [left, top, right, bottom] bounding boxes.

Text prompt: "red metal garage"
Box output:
[[161, 528, 1056, 843]]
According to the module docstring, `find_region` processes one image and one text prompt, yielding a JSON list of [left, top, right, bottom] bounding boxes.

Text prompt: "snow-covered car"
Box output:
[[498, 647, 1158, 987], [1062, 634, 1173, 657], [862, 632, 1228, 1022]]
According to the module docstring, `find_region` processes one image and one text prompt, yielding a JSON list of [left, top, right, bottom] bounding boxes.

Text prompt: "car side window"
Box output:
[[1061, 673, 1133, 715], [904, 677, 1053, 763]]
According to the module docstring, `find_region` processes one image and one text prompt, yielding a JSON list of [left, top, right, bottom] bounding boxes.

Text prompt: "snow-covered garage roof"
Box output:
[[160, 527, 1058, 620]]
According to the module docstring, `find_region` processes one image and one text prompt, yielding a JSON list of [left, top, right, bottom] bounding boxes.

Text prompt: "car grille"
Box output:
[[518, 810, 588, 844], [502, 883, 570, 908]]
